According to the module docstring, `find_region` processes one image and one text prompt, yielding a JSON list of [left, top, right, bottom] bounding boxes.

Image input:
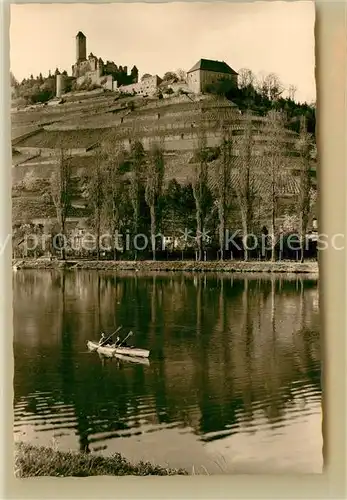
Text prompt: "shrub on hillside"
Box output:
[[13, 75, 56, 105]]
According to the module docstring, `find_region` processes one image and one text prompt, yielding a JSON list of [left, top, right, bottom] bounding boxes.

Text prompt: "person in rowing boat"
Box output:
[[115, 335, 129, 348], [99, 333, 113, 346]]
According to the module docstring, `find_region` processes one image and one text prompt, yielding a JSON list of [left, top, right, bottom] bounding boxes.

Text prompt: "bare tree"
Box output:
[[145, 142, 165, 261], [50, 149, 73, 260], [129, 140, 145, 260], [141, 73, 152, 81], [238, 68, 256, 89], [216, 138, 232, 260], [262, 110, 290, 261], [265, 73, 284, 101], [213, 111, 235, 260], [233, 112, 258, 261], [256, 72, 284, 101], [103, 142, 127, 260], [176, 68, 187, 82], [295, 116, 316, 263], [288, 84, 297, 101], [84, 147, 105, 260], [162, 71, 177, 81], [192, 129, 209, 261], [256, 72, 268, 99]]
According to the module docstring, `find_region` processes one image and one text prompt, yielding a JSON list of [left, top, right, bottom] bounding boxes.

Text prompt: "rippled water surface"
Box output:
[[13, 270, 322, 473]]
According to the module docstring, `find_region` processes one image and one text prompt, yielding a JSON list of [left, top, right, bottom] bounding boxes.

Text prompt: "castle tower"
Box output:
[[76, 31, 86, 62], [131, 66, 139, 83], [56, 74, 66, 98], [97, 58, 104, 77]]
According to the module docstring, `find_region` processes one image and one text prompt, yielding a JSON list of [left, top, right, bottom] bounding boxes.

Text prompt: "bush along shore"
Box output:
[[15, 442, 188, 477], [13, 258, 319, 274]]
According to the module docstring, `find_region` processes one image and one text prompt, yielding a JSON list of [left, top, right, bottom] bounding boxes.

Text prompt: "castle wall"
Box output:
[[73, 60, 91, 78], [116, 130, 222, 152], [119, 75, 161, 96], [76, 72, 98, 86], [165, 82, 190, 94], [15, 146, 89, 156], [12, 129, 42, 146], [76, 71, 115, 91], [100, 75, 113, 91], [88, 56, 98, 72], [187, 71, 201, 94], [12, 163, 57, 183]]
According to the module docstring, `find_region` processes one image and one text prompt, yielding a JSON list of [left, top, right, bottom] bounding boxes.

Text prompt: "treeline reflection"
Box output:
[[13, 271, 320, 454]]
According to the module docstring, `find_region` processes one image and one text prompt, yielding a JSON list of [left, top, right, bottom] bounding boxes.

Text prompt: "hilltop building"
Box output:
[[70, 31, 138, 92], [118, 58, 238, 96], [56, 33, 239, 98], [187, 58, 238, 93]]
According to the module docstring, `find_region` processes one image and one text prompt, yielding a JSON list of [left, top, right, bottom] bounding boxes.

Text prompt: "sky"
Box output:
[[10, 2, 316, 103]]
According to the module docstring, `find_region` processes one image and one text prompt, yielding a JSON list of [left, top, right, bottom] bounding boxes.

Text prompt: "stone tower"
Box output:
[[131, 66, 139, 84], [97, 58, 104, 77], [56, 74, 64, 98], [76, 31, 86, 62]]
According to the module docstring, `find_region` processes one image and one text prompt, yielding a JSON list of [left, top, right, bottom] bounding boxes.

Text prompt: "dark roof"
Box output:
[[187, 59, 238, 76], [76, 31, 86, 39]]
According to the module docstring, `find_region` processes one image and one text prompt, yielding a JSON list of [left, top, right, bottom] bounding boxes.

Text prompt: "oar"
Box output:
[[100, 325, 123, 346], [117, 331, 133, 348]]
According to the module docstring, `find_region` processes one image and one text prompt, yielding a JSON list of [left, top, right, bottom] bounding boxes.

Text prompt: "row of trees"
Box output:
[[204, 69, 315, 133], [11, 68, 68, 88], [11, 69, 73, 105], [11, 71, 57, 105], [48, 109, 316, 263]]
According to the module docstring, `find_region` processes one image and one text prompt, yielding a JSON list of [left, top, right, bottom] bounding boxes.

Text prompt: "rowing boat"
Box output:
[[114, 346, 150, 358], [87, 341, 116, 357], [87, 340, 150, 358], [114, 353, 150, 366]]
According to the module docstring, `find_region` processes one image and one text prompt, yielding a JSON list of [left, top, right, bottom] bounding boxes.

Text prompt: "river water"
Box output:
[[13, 270, 322, 474]]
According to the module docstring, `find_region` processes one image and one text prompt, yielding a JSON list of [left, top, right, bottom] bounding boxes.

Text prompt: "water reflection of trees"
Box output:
[[13, 272, 321, 451]]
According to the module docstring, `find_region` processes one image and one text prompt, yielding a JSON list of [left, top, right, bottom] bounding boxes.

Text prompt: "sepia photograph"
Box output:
[[10, 1, 321, 478]]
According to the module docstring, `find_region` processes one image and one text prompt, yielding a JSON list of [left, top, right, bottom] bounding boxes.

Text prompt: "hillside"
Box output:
[[11, 89, 316, 242]]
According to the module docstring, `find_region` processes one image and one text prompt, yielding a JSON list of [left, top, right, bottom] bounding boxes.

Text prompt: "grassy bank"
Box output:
[[13, 258, 319, 274], [15, 442, 188, 477]]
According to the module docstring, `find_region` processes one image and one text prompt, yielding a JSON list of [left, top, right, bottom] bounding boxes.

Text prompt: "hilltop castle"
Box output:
[[56, 31, 139, 96], [72, 31, 138, 88], [56, 31, 238, 98]]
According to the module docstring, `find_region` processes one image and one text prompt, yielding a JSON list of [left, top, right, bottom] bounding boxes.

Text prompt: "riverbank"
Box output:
[[15, 442, 188, 477], [13, 258, 319, 274]]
